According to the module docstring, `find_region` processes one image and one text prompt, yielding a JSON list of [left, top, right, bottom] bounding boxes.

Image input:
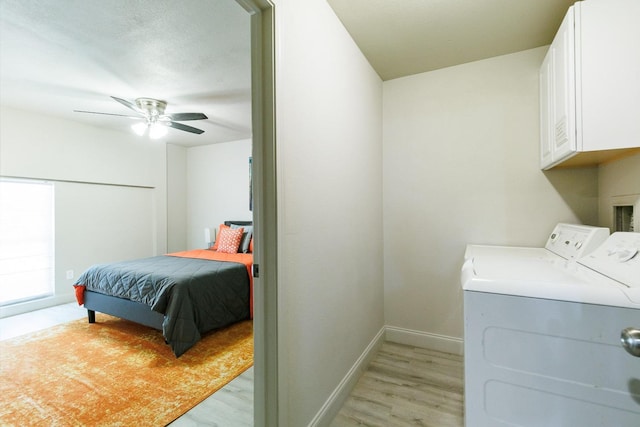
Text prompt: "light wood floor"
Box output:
[[330, 342, 464, 427], [2, 304, 464, 427]]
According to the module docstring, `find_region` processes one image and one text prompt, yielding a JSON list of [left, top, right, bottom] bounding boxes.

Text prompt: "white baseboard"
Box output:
[[307, 326, 386, 427], [0, 294, 76, 319], [385, 325, 464, 355], [308, 325, 464, 426]]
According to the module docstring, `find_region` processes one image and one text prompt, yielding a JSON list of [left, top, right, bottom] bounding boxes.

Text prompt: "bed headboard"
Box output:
[[224, 220, 253, 227], [223, 221, 253, 253]]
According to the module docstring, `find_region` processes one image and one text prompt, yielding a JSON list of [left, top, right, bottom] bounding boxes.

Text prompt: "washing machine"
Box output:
[[461, 229, 640, 426], [464, 223, 610, 262]]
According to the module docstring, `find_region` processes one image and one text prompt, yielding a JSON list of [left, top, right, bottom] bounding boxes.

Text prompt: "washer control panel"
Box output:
[[579, 232, 640, 288], [545, 223, 610, 260]]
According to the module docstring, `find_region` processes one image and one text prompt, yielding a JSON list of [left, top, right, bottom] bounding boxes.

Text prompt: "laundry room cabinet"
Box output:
[[539, 0, 640, 170]]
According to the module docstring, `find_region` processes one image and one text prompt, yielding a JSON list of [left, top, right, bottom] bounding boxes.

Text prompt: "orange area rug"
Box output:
[[0, 314, 253, 426]]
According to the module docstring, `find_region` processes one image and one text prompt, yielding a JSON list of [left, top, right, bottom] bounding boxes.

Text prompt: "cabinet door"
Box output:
[[579, 0, 640, 151], [551, 9, 576, 162], [539, 50, 554, 168]]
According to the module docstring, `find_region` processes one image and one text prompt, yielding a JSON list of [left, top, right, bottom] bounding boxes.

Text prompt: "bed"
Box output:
[[73, 221, 253, 357]]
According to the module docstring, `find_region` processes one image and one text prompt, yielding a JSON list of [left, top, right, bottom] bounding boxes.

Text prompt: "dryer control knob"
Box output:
[[617, 248, 638, 263]]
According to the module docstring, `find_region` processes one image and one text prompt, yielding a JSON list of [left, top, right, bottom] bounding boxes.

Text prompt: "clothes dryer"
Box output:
[[461, 231, 640, 426]]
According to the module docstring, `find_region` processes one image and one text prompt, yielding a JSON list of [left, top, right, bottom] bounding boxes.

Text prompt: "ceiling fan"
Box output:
[[74, 96, 208, 138]]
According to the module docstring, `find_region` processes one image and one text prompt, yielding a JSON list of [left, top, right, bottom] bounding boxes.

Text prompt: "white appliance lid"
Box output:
[[464, 245, 554, 262], [461, 256, 639, 308], [578, 232, 640, 288], [464, 223, 609, 262], [471, 257, 585, 284]]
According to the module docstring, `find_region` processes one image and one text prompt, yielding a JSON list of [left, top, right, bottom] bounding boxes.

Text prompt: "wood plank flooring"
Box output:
[[169, 367, 254, 427], [2, 304, 464, 426], [330, 342, 464, 427]]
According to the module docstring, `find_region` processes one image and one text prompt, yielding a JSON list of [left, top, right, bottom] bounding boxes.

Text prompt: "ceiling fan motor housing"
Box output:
[[135, 98, 167, 118]]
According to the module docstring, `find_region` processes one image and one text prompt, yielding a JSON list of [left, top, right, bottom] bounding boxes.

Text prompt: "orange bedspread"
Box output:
[[166, 250, 254, 318]]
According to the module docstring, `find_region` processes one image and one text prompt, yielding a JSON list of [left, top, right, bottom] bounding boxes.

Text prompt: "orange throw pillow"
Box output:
[[212, 224, 230, 250], [217, 227, 244, 254]]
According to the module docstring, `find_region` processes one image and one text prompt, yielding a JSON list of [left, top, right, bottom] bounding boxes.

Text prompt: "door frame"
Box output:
[[235, 1, 278, 426]]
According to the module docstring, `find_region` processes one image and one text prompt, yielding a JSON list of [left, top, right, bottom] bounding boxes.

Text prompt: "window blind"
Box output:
[[0, 178, 55, 306]]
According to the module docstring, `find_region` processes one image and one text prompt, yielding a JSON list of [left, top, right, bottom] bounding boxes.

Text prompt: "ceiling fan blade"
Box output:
[[167, 112, 208, 121], [111, 96, 143, 115], [168, 121, 205, 134], [73, 110, 142, 119]]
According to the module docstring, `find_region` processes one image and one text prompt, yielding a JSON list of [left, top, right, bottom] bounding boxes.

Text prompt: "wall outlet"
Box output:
[[66, 270, 74, 280]]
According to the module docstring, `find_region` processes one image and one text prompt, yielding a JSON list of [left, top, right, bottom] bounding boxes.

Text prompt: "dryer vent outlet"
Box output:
[[611, 194, 639, 232]]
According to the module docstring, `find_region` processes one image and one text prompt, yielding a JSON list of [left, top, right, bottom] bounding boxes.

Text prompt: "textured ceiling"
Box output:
[[1, 1, 577, 146], [0, 0, 251, 146], [327, 0, 576, 80]]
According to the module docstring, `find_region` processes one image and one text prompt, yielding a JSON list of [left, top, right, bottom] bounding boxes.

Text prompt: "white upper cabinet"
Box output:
[[540, 0, 640, 170]]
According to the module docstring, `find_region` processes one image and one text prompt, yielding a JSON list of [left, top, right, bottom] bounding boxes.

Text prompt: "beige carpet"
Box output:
[[0, 313, 253, 426]]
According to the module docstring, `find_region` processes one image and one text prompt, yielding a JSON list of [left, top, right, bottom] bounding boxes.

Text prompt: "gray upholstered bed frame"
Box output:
[[85, 290, 164, 329], [83, 220, 253, 331]]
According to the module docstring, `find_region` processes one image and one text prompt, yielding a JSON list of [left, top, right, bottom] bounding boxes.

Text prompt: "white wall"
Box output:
[[273, 0, 384, 424], [167, 143, 188, 252], [598, 152, 640, 230], [0, 106, 167, 316], [55, 181, 156, 272], [0, 107, 165, 189], [382, 47, 599, 349], [186, 139, 252, 250]]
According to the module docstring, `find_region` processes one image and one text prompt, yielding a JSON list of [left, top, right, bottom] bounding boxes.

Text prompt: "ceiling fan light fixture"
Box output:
[[131, 122, 147, 136], [149, 122, 168, 139]]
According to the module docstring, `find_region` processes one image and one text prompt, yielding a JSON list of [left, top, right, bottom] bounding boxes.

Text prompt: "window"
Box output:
[[0, 178, 55, 306]]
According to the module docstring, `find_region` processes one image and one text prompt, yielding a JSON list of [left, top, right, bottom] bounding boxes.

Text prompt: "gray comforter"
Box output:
[[75, 254, 250, 356]]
